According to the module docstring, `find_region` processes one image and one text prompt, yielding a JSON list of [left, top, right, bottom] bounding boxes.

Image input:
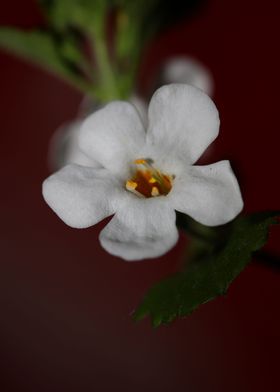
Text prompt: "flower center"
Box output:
[[125, 158, 173, 198]]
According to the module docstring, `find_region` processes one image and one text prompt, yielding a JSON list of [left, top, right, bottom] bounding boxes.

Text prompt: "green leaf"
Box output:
[[0, 28, 67, 75], [133, 211, 280, 327], [0, 27, 92, 93], [38, 0, 109, 32]]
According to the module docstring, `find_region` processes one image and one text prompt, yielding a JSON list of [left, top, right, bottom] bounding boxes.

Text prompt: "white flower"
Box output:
[[42, 84, 243, 261], [161, 56, 214, 96], [48, 96, 148, 170], [48, 119, 98, 170]]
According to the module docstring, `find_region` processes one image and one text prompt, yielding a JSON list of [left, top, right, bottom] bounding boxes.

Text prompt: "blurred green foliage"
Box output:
[[0, 0, 206, 100]]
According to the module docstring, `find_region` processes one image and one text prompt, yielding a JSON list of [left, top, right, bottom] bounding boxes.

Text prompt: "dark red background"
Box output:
[[1, 1, 280, 391]]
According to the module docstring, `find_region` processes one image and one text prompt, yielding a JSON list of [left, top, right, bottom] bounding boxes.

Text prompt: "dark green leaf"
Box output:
[[38, 0, 108, 32], [0, 28, 69, 76], [133, 211, 280, 327], [0, 27, 91, 93]]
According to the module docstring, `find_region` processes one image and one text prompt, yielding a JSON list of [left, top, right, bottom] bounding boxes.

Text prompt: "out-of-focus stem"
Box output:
[[88, 6, 120, 102]]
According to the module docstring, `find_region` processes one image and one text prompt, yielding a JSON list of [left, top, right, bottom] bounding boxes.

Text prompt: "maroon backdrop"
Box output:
[[0, 1, 280, 391]]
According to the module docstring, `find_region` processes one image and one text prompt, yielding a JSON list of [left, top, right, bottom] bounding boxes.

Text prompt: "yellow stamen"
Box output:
[[151, 186, 159, 197], [134, 158, 147, 165], [126, 158, 173, 198], [126, 180, 137, 191]]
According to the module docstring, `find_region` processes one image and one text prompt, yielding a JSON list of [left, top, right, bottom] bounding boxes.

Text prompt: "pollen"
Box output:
[[126, 180, 137, 190], [151, 186, 159, 197], [134, 158, 147, 165], [125, 158, 173, 198]]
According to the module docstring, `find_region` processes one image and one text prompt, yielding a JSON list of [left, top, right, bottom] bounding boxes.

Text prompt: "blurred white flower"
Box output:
[[161, 56, 214, 96], [48, 95, 148, 171], [43, 84, 243, 261], [48, 119, 98, 170]]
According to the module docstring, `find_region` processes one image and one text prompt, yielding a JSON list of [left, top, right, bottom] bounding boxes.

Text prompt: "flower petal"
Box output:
[[129, 95, 148, 128], [42, 164, 122, 228], [79, 101, 146, 178], [99, 197, 178, 261], [161, 57, 214, 97], [147, 84, 220, 164], [48, 120, 101, 170], [170, 160, 243, 226]]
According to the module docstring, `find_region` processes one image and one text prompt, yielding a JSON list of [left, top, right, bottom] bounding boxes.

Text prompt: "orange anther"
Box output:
[[134, 158, 146, 165], [151, 187, 159, 197], [126, 180, 137, 190]]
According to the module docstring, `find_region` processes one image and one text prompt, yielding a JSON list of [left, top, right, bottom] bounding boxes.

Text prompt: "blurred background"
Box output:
[[1, 0, 280, 391]]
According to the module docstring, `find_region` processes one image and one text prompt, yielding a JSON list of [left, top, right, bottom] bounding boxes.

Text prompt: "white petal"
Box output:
[[147, 84, 220, 164], [42, 164, 122, 228], [161, 57, 214, 97], [79, 101, 146, 178], [99, 197, 178, 261], [170, 160, 243, 226], [48, 120, 101, 170], [129, 95, 148, 128]]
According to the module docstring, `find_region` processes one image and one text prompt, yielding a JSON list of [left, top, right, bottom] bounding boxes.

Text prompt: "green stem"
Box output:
[[114, 9, 142, 99], [176, 213, 232, 267], [92, 35, 119, 100], [88, 7, 120, 102]]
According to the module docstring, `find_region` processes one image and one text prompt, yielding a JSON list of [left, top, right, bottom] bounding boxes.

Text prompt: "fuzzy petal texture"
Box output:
[[147, 84, 220, 164], [79, 101, 146, 178], [99, 197, 178, 261], [42, 164, 122, 228], [170, 160, 243, 226]]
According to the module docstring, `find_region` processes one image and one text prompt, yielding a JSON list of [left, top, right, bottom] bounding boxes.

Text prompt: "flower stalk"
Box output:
[[88, 16, 121, 102]]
